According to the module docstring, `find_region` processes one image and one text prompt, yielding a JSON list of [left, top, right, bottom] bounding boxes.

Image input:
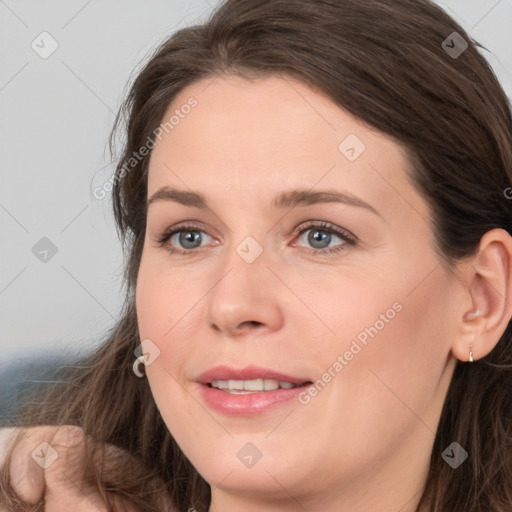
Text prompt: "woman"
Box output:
[[2, 0, 512, 510]]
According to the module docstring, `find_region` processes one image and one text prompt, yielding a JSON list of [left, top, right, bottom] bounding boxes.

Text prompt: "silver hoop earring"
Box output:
[[133, 355, 146, 378]]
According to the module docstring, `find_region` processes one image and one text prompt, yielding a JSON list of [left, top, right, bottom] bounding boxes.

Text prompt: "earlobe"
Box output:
[[452, 228, 512, 363], [466, 310, 480, 363], [452, 309, 480, 363]]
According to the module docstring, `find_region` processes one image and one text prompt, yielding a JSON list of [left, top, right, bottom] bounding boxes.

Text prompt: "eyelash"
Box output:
[[155, 220, 357, 256]]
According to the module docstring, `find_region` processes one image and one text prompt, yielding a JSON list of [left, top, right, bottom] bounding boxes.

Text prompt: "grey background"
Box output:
[[0, 0, 511, 373]]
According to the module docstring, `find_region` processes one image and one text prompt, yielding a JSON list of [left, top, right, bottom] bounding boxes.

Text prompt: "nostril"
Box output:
[[241, 321, 263, 328]]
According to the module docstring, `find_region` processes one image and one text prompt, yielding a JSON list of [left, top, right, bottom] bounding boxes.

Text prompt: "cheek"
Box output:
[[135, 259, 213, 428], [287, 275, 450, 473], [303, 264, 450, 410], [135, 266, 203, 442], [135, 258, 207, 354], [320, 270, 450, 426], [287, 268, 404, 366]]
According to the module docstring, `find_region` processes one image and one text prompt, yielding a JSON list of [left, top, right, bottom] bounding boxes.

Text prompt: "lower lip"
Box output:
[[198, 383, 310, 416]]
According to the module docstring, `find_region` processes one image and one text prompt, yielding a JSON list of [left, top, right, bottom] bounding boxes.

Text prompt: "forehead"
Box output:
[[146, 74, 423, 219]]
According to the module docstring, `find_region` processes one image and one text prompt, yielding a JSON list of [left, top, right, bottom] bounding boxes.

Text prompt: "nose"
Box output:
[[203, 248, 284, 339]]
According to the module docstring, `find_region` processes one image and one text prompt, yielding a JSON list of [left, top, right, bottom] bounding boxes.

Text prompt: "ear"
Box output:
[[451, 228, 512, 362]]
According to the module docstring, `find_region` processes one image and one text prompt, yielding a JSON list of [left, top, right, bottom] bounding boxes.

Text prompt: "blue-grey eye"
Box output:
[[299, 228, 344, 250], [175, 230, 203, 249]]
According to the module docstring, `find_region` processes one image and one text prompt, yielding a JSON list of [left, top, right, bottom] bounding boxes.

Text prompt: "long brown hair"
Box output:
[[2, 0, 512, 510]]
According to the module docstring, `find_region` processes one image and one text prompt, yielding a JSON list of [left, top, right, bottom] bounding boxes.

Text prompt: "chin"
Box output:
[[200, 462, 305, 499], [188, 441, 312, 495]]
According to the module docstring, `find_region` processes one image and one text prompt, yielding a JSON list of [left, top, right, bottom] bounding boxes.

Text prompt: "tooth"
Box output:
[[243, 379, 264, 391], [210, 378, 299, 392], [264, 380, 280, 391], [211, 380, 229, 389], [228, 380, 244, 390]]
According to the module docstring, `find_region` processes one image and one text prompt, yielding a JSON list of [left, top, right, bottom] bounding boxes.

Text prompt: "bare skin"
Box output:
[[2, 75, 512, 511], [137, 75, 512, 512], [0, 426, 138, 511]]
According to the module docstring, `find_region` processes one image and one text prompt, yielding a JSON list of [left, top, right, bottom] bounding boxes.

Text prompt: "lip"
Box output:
[[195, 365, 312, 417]]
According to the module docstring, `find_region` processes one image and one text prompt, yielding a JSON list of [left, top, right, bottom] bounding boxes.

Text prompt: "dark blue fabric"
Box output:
[[0, 355, 72, 424]]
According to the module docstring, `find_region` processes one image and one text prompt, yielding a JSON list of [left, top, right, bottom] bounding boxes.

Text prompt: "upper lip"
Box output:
[[196, 365, 311, 385]]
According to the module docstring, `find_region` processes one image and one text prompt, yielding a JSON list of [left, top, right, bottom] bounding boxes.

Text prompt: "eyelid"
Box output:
[[155, 221, 216, 245], [156, 220, 213, 238], [292, 220, 356, 242]]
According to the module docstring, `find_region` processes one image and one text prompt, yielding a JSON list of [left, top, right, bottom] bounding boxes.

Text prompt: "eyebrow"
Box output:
[[147, 186, 382, 218]]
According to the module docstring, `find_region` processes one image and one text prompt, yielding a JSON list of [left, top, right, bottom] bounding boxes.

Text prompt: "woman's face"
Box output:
[[136, 75, 463, 509]]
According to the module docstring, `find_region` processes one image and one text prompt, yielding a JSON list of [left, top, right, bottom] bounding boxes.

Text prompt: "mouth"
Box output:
[[196, 364, 312, 389], [196, 365, 314, 415], [207, 378, 312, 394]]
